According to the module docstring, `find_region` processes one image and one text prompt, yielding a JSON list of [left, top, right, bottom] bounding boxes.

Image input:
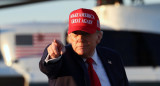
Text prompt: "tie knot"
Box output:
[[86, 58, 94, 64]]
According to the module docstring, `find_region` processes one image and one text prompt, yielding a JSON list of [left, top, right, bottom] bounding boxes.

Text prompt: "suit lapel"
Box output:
[[71, 48, 90, 86], [96, 47, 117, 86]]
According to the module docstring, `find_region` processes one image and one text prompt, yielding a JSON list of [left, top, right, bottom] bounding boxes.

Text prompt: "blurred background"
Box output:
[[0, 0, 160, 86]]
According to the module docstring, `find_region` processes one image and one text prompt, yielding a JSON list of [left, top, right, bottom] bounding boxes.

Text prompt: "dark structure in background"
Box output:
[[96, 0, 145, 5], [99, 30, 160, 67], [97, 0, 123, 6], [0, 51, 2, 61], [0, 76, 25, 86]]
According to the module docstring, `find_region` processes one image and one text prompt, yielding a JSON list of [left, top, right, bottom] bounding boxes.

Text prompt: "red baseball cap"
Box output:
[[68, 8, 100, 34]]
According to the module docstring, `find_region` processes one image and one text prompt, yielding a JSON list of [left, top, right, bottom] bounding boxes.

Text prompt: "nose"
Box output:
[[77, 35, 85, 42]]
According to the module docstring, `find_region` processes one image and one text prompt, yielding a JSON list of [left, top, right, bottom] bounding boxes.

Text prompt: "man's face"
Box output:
[[68, 30, 102, 58]]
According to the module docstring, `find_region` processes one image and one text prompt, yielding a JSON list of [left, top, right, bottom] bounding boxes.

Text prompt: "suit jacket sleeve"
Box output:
[[118, 54, 129, 86], [39, 45, 62, 79]]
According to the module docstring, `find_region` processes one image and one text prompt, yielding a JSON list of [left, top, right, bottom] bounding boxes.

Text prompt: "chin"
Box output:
[[77, 51, 84, 55], [74, 47, 87, 55], [75, 50, 85, 55]]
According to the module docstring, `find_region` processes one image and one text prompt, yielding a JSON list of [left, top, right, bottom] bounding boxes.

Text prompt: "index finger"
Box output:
[[54, 39, 63, 48]]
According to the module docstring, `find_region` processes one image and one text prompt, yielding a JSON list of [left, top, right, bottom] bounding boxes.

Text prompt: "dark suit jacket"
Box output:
[[39, 45, 129, 86]]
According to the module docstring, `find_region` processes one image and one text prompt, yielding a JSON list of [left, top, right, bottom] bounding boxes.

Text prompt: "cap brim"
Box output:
[[68, 26, 97, 34]]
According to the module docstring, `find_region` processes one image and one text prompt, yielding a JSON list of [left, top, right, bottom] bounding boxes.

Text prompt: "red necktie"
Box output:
[[86, 58, 101, 86]]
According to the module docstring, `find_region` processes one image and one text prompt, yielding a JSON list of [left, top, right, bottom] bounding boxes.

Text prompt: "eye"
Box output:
[[70, 33, 78, 37], [82, 33, 89, 36], [75, 31, 89, 35], [71, 31, 90, 38]]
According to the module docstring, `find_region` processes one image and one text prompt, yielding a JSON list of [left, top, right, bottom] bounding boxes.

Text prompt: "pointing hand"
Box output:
[[47, 39, 65, 59]]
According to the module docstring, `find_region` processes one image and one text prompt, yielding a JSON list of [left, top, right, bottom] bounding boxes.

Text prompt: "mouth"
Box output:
[[76, 45, 87, 49], [76, 43, 88, 49], [77, 46, 84, 48]]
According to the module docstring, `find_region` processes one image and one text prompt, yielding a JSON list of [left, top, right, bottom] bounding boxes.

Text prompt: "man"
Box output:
[[39, 8, 129, 86]]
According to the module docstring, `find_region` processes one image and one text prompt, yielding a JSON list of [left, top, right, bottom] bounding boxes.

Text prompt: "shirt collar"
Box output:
[[83, 49, 98, 65]]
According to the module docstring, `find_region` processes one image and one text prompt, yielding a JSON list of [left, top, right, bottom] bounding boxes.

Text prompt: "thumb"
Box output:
[[60, 47, 66, 55]]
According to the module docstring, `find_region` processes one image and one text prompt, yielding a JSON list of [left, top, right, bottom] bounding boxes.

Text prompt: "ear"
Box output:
[[96, 31, 103, 44]]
